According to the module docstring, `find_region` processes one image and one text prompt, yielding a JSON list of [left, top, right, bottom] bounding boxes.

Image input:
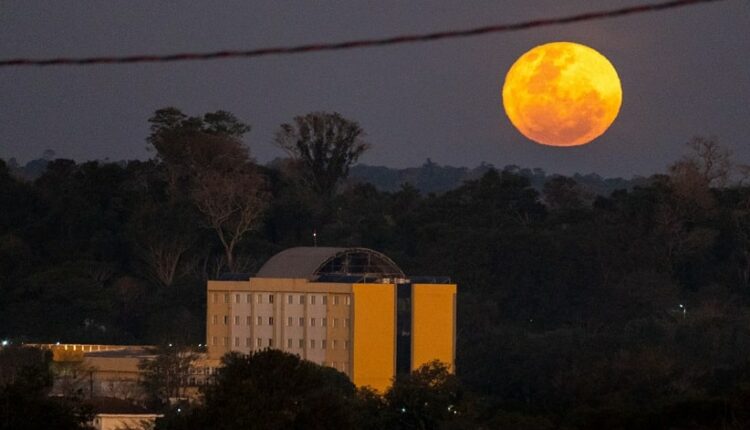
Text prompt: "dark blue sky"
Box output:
[[1, 1, 748, 177]]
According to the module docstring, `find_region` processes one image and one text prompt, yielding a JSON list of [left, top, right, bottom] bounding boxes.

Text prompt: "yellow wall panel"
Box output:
[[351, 283, 395, 392], [411, 284, 457, 371]]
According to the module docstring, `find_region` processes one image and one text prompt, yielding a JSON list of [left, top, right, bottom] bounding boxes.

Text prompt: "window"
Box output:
[[288, 295, 293, 304], [224, 293, 230, 303], [269, 317, 274, 326], [299, 339, 304, 348], [310, 340, 316, 349], [246, 316, 252, 325], [212, 315, 218, 325], [346, 296, 351, 306], [212, 336, 217, 345], [269, 294, 274, 304], [310, 318, 316, 327], [223, 315, 229, 325], [257, 294, 263, 304], [322, 340, 327, 349], [332, 340, 337, 349], [235, 316, 240, 325], [235, 294, 240, 304], [223, 337, 229, 346], [246, 338, 252, 347], [287, 338, 293, 348], [299, 317, 305, 326], [234, 337, 239, 347], [268, 338, 274, 347], [333, 296, 339, 305], [299, 295, 305, 305], [257, 316, 262, 326], [322, 318, 327, 327], [212, 293, 217, 304], [257, 338, 262, 347], [322, 296, 328, 305], [310, 295, 316, 305], [345, 340, 350, 350], [332, 361, 337, 369], [344, 318, 350, 328], [287, 317, 293, 327], [333, 318, 339, 328], [246, 294, 252, 303]]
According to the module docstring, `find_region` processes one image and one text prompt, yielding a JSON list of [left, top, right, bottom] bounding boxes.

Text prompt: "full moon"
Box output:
[[502, 42, 622, 147]]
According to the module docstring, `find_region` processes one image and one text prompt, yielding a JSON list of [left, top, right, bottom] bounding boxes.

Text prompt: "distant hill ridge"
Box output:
[[6, 155, 643, 197], [349, 159, 644, 196]]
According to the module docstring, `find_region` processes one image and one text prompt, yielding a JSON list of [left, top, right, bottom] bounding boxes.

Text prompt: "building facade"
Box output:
[[206, 247, 456, 392]]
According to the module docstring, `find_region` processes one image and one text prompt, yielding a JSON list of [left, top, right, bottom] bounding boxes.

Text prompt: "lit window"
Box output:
[[224, 293, 230, 303], [268, 338, 273, 347], [299, 317, 305, 326], [235, 294, 240, 304], [311, 296, 316, 305], [322, 340, 327, 349], [234, 316, 240, 325], [269, 317, 274, 326], [310, 340, 316, 349], [346, 296, 351, 306], [300, 295, 305, 305], [257, 316, 262, 326], [310, 318, 316, 327], [298, 339, 304, 348], [246, 316, 252, 325], [287, 317, 293, 327], [234, 337, 239, 347], [333, 296, 339, 305], [288, 295, 293, 304], [322, 318, 327, 327], [269, 295, 274, 304], [322, 296, 328, 305], [257, 338, 262, 347], [223, 315, 229, 325], [287, 338, 293, 348], [212, 315, 218, 325], [332, 340, 337, 349]]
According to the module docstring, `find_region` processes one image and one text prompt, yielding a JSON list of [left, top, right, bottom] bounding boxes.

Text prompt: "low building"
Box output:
[[206, 247, 457, 392]]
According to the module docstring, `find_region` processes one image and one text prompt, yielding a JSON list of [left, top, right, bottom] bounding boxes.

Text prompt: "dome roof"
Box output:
[[255, 247, 405, 281]]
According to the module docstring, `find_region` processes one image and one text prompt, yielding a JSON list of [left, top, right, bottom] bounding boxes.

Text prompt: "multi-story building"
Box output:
[[206, 247, 456, 392]]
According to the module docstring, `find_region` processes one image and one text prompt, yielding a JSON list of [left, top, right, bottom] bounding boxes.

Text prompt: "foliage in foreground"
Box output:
[[155, 350, 467, 430]]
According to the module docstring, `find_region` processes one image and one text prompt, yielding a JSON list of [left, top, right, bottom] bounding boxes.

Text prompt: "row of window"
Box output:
[[212, 336, 350, 350], [211, 315, 350, 328], [212, 292, 351, 306]]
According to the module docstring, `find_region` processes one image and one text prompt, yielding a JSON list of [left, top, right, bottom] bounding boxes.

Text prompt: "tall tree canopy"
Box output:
[[274, 112, 369, 198]]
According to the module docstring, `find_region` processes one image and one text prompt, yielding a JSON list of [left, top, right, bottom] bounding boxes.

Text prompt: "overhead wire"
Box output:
[[0, 0, 728, 68]]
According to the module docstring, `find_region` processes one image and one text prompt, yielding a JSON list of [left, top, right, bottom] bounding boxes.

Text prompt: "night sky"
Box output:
[[1, 1, 748, 177]]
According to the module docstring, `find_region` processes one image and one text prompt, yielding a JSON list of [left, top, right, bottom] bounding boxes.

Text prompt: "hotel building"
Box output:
[[206, 247, 456, 392]]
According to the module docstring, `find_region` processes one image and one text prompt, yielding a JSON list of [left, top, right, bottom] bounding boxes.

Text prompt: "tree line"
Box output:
[[3, 107, 750, 427]]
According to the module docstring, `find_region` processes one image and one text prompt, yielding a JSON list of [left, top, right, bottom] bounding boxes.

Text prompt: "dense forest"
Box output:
[[3, 108, 750, 428]]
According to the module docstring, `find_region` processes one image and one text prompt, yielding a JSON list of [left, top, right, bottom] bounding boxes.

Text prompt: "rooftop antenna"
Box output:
[[313, 229, 317, 247]]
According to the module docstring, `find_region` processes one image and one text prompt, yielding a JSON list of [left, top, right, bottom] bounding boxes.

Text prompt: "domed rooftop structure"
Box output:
[[255, 247, 405, 282]]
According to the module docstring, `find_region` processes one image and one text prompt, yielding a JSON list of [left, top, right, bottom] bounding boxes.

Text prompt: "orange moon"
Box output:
[[502, 42, 622, 147]]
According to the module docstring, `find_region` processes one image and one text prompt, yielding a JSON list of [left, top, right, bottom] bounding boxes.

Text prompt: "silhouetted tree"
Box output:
[[274, 112, 369, 198]]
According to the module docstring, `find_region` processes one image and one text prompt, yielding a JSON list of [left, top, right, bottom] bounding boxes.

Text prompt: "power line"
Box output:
[[0, 0, 727, 68]]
